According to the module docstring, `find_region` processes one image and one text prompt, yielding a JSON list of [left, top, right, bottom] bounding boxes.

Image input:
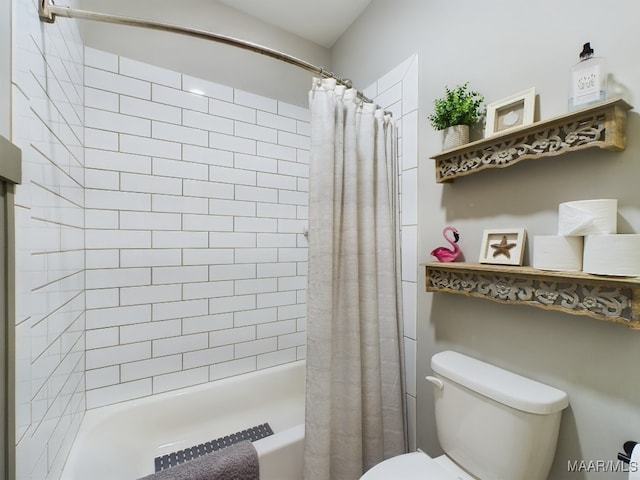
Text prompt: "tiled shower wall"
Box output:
[[10, 7, 417, 474], [364, 54, 419, 451], [80, 48, 418, 433], [82, 47, 310, 408], [13, 0, 85, 478]]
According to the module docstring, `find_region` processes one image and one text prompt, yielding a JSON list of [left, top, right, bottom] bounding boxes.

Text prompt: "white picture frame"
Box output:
[[485, 88, 536, 137], [479, 228, 527, 266]]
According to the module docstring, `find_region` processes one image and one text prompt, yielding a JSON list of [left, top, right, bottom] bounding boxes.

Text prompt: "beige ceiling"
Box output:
[[216, 0, 372, 48]]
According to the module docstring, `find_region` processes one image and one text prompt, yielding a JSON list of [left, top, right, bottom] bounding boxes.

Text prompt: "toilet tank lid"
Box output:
[[431, 351, 569, 414]]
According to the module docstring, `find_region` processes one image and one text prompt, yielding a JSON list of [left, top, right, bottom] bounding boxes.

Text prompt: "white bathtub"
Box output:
[[61, 360, 306, 480]]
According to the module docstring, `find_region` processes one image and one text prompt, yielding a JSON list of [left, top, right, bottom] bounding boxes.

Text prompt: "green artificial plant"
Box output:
[[428, 82, 485, 130]]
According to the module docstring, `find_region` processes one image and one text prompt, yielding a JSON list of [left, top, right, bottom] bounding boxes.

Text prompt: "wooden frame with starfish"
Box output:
[[479, 228, 527, 266]]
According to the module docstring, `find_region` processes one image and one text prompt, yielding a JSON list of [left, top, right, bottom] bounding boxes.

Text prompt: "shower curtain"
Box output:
[[303, 78, 406, 480]]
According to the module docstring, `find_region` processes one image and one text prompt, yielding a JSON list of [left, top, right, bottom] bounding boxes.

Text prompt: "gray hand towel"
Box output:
[[138, 440, 259, 480]]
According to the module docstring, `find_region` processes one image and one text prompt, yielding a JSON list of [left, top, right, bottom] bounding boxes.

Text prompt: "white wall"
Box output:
[[77, 0, 330, 108], [362, 54, 420, 452], [0, 0, 11, 137], [332, 1, 640, 478], [12, 0, 85, 479], [82, 47, 309, 408]]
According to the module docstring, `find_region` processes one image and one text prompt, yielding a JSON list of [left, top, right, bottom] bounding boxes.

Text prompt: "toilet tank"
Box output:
[[429, 351, 569, 480]]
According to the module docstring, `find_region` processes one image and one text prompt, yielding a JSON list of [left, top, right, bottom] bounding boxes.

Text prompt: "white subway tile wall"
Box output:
[[367, 54, 419, 452], [12, 1, 418, 473], [13, 0, 86, 479], [83, 47, 310, 408]]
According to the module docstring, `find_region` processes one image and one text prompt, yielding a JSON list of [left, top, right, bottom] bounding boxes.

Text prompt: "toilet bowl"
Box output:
[[360, 350, 569, 480]]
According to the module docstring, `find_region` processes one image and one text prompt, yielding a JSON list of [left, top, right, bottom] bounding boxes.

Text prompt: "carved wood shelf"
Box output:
[[429, 98, 632, 183], [423, 262, 640, 329]]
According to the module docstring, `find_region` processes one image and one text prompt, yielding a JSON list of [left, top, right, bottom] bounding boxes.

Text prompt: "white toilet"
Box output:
[[361, 350, 569, 480]]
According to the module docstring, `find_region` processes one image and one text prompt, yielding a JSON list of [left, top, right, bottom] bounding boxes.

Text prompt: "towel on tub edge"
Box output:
[[138, 440, 259, 480]]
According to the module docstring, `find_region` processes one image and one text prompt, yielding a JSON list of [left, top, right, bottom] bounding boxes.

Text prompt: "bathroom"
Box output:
[[2, 0, 640, 479]]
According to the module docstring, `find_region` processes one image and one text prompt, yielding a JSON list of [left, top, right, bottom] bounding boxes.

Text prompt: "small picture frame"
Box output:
[[479, 228, 527, 266], [485, 88, 536, 137]]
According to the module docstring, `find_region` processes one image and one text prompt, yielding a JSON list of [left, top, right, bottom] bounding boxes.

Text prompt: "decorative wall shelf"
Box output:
[[423, 262, 640, 329], [429, 98, 632, 183]]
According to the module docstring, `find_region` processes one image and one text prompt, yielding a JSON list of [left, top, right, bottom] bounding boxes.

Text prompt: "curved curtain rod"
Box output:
[[38, 0, 374, 104]]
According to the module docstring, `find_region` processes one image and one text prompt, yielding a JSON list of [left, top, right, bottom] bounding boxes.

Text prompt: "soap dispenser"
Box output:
[[568, 42, 607, 111]]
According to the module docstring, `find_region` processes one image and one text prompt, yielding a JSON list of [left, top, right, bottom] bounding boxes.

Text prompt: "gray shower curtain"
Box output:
[[303, 78, 406, 480]]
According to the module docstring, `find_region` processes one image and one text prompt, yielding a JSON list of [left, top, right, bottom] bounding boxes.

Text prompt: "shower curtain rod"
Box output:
[[38, 0, 374, 104]]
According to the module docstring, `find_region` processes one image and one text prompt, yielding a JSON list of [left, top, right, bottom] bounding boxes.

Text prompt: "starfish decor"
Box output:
[[490, 235, 517, 258]]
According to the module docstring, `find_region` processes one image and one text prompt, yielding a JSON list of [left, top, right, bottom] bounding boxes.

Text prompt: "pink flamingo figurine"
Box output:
[[430, 226, 461, 262]]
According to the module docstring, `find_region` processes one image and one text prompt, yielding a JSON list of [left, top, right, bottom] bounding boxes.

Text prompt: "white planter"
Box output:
[[442, 124, 469, 150]]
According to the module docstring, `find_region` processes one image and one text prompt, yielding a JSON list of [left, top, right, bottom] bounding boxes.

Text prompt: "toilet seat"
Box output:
[[360, 452, 465, 480]]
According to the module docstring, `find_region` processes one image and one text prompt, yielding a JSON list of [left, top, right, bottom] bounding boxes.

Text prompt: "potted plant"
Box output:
[[428, 82, 485, 150]]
